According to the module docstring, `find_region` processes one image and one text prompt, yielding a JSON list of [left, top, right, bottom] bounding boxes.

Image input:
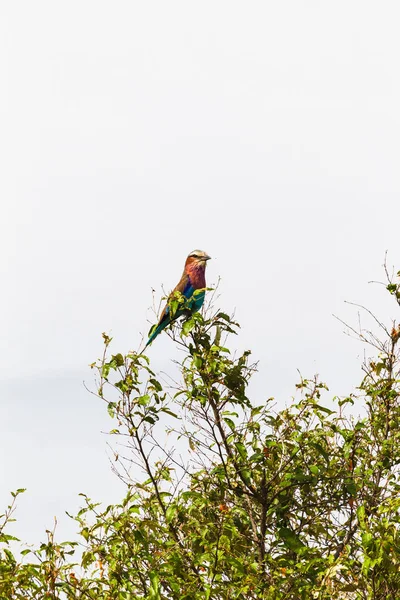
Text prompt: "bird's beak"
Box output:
[[204, 254, 211, 261]]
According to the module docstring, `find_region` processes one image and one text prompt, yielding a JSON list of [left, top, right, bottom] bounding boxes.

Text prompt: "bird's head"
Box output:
[[185, 249, 211, 269]]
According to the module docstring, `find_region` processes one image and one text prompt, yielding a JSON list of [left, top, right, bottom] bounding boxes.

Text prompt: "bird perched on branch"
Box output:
[[145, 249, 211, 348]]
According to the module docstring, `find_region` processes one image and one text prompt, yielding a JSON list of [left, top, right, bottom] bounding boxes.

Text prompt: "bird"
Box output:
[[145, 250, 211, 348]]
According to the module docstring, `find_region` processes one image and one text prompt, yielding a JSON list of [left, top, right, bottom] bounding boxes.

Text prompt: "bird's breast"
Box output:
[[186, 265, 206, 289]]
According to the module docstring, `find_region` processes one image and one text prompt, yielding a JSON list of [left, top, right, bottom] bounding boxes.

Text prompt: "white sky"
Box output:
[[1, 1, 400, 546]]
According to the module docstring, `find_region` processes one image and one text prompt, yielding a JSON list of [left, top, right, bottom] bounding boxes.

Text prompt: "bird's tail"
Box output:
[[144, 321, 166, 350]]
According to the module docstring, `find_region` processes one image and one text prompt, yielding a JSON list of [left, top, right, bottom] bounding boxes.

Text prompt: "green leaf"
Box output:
[[107, 402, 116, 418], [182, 319, 196, 336], [357, 504, 366, 526], [149, 378, 163, 392], [310, 442, 330, 464], [143, 416, 156, 424], [138, 394, 150, 406], [161, 407, 178, 418], [148, 323, 157, 337], [314, 404, 334, 415], [165, 505, 177, 523], [149, 571, 161, 599], [111, 353, 124, 367], [224, 417, 236, 431], [216, 312, 231, 321], [278, 527, 306, 552], [240, 469, 252, 484], [0, 534, 19, 543], [3, 549, 16, 563], [361, 532, 374, 549], [235, 441, 247, 459]]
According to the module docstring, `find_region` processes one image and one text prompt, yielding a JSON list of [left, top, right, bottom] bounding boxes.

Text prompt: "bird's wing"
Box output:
[[158, 272, 193, 323], [174, 272, 194, 298]]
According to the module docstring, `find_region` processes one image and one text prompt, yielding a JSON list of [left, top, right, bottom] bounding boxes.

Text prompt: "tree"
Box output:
[[1, 268, 400, 599]]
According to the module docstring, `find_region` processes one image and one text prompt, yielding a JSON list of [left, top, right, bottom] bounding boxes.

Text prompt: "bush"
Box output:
[[1, 269, 400, 599]]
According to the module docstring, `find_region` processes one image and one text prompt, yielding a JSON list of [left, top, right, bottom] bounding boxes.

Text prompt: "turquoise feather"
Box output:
[[145, 285, 205, 347]]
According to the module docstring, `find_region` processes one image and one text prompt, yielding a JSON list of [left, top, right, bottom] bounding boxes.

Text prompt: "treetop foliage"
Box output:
[[1, 267, 400, 599]]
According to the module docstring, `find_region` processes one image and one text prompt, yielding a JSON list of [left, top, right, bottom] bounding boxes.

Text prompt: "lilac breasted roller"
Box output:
[[145, 249, 211, 348]]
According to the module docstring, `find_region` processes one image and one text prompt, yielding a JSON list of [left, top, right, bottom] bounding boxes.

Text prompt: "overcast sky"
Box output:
[[1, 1, 400, 546]]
